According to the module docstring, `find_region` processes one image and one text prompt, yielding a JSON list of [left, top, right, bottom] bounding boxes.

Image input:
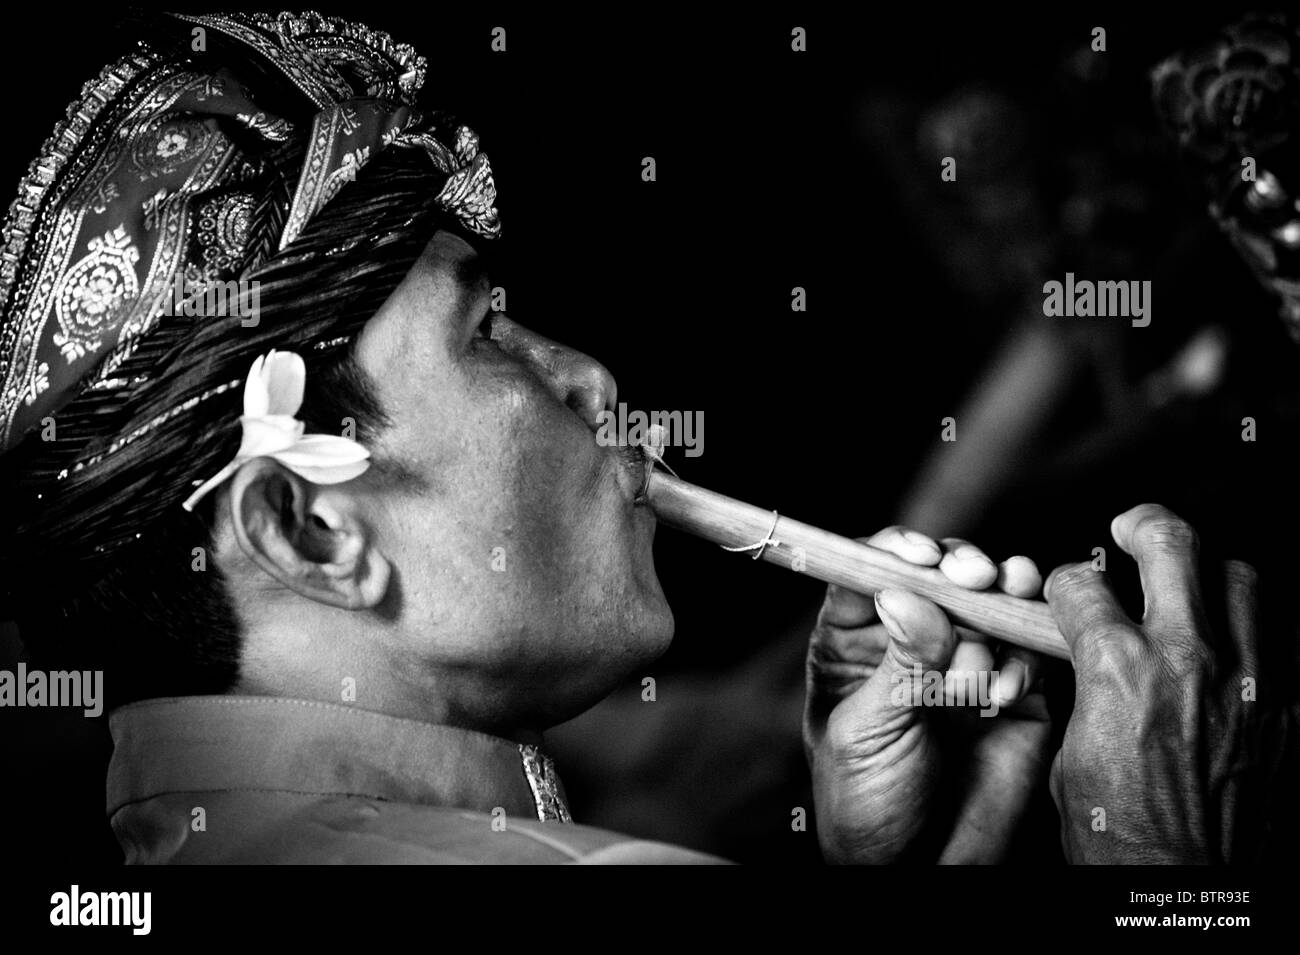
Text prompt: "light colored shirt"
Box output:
[[107, 695, 725, 864]]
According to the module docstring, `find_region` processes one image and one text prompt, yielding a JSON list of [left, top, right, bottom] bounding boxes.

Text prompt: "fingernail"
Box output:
[[957, 545, 993, 565], [874, 591, 902, 630], [903, 529, 937, 550], [995, 661, 1024, 705]]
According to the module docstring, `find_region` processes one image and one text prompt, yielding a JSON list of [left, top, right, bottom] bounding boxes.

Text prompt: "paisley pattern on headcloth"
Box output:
[[0, 10, 500, 454]]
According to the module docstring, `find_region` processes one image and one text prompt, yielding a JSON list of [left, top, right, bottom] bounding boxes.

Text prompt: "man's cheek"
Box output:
[[504, 411, 598, 495], [490, 370, 594, 439]]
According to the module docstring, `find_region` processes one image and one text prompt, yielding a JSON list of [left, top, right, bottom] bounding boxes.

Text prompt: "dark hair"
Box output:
[[1, 146, 459, 707]]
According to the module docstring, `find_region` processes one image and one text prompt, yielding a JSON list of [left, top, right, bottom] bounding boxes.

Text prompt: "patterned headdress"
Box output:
[[0, 11, 503, 602], [0, 10, 499, 462]]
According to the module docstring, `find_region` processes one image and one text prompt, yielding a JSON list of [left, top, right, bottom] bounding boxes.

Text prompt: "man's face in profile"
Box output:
[[337, 229, 672, 729]]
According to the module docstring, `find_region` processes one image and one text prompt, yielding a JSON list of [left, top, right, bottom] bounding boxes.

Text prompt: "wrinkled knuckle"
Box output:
[[1075, 626, 1140, 676], [1133, 514, 1198, 556], [1161, 632, 1215, 675], [1049, 561, 1099, 597], [822, 710, 863, 760], [816, 586, 845, 621], [808, 620, 835, 653]]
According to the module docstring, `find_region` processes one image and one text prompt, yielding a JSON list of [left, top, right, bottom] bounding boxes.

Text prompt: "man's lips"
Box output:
[[610, 443, 650, 504]]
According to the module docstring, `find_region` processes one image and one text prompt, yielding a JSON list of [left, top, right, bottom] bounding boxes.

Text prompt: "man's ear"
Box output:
[[226, 456, 391, 610]]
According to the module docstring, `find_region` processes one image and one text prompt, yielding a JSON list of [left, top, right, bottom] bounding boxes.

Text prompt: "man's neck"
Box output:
[[230, 666, 545, 747]]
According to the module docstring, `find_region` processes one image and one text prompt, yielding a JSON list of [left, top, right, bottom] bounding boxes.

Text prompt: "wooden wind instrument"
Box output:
[[645, 470, 1071, 661]]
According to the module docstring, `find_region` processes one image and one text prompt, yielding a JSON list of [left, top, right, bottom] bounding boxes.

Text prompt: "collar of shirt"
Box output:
[[106, 695, 572, 823]]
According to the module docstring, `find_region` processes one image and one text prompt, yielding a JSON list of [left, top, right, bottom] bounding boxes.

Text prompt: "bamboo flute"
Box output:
[[644, 470, 1071, 661]]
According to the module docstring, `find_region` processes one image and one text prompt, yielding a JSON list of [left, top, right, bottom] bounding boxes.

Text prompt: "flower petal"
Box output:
[[262, 351, 305, 416], [278, 458, 372, 486], [184, 350, 370, 512], [236, 415, 305, 458], [242, 353, 270, 417], [271, 434, 371, 481]]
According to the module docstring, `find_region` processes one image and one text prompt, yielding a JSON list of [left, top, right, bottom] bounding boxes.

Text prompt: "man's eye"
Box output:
[[475, 312, 497, 341]]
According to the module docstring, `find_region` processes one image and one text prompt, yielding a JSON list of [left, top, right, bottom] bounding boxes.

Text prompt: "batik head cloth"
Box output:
[[0, 10, 500, 457]]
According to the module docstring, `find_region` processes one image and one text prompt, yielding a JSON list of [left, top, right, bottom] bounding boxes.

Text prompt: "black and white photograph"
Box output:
[[0, 2, 1293, 935]]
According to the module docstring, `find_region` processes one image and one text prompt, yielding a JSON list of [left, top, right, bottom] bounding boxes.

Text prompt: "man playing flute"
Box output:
[[0, 11, 1290, 864]]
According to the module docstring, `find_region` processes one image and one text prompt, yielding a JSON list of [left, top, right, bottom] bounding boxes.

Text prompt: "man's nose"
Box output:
[[496, 316, 618, 430]]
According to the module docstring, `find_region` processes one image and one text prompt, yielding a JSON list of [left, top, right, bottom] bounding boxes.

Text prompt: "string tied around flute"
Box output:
[[638, 424, 679, 495], [720, 509, 782, 561], [639, 424, 782, 560]]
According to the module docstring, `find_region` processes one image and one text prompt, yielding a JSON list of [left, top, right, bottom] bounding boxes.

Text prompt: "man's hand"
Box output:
[[1045, 503, 1273, 864], [804, 528, 1052, 864]]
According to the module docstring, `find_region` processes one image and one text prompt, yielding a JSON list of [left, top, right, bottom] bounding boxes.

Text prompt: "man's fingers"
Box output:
[[809, 526, 950, 672], [834, 589, 957, 731], [944, 638, 996, 705], [879, 532, 1034, 596], [991, 643, 1043, 708], [865, 526, 943, 566], [1044, 561, 1131, 653], [939, 537, 999, 590], [1110, 503, 1205, 638], [815, 525, 947, 631], [1222, 559, 1260, 677], [817, 582, 880, 630], [1048, 749, 1065, 812], [806, 580, 888, 747], [996, 555, 1043, 599], [874, 590, 958, 674], [938, 699, 1053, 863]]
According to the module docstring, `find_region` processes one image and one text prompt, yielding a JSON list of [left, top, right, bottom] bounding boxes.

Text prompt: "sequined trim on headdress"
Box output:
[[0, 11, 500, 467]]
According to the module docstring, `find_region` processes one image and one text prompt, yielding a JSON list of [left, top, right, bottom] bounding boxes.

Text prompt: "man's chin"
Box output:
[[543, 610, 674, 727], [618, 603, 675, 682], [624, 580, 675, 657], [632, 607, 675, 669]]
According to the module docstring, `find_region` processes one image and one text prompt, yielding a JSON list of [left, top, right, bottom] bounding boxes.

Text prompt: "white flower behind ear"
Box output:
[[245, 350, 304, 417], [182, 349, 371, 511]]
